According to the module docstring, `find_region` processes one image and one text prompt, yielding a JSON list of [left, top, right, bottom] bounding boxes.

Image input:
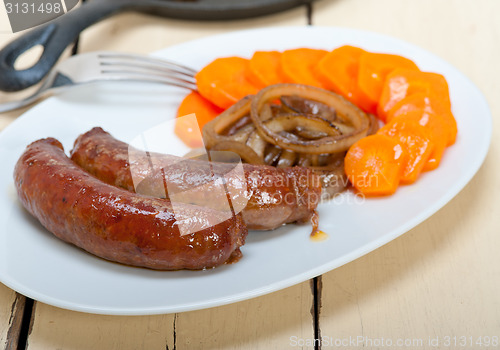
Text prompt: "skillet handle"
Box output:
[[0, 0, 126, 92]]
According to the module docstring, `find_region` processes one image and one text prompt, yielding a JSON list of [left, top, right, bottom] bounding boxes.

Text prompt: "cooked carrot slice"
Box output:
[[280, 48, 327, 88], [174, 91, 224, 148], [392, 109, 450, 171], [377, 119, 434, 184], [314, 45, 372, 112], [345, 134, 406, 196], [357, 53, 419, 114], [386, 92, 457, 145], [196, 57, 258, 109], [245, 51, 283, 89], [377, 68, 451, 122], [314, 45, 364, 95]]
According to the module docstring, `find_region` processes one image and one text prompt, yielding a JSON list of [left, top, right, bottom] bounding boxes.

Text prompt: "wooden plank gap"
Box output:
[[165, 313, 177, 350], [15, 298, 34, 350], [4, 293, 26, 350], [71, 36, 80, 56], [70, 1, 83, 55], [310, 276, 323, 350], [306, 2, 313, 25], [172, 313, 177, 350]]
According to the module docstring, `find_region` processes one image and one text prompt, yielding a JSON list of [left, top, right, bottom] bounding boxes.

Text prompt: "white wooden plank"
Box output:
[[28, 282, 314, 350], [314, 0, 500, 347], [78, 7, 308, 54], [174, 283, 314, 350], [0, 287, 26, 350], [27, 303, 176, 350]]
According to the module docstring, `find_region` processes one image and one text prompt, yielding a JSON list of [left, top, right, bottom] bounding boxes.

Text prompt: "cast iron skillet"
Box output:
[[0, 0, 313, 92]]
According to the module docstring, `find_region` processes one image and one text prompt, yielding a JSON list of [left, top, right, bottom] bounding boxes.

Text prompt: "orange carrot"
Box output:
[[314, 45, 373, 112], [386, 92, 457, 145], [245, 51, 283, 89], [357, 52, 419, 114], [280, 48, 327, 88], [196, 57, 258, 109], [377, 119, 434, 184], [391, 109, 450, 171], [174, 91, 224, 148], [345, 134, 406, 196], [377, 68, 451, 122]]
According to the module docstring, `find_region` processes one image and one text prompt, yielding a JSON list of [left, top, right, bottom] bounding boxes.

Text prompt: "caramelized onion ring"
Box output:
[[250, 84, 370, 154], [202, 84, 370, 199], [203, 96, 265, 164], [263, 114, 341, 139], [204, 96, 252, 138]]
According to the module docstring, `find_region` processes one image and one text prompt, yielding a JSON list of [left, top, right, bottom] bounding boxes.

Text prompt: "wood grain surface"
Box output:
[[314, 1, 500, 347], [0, 290, 27, 350]]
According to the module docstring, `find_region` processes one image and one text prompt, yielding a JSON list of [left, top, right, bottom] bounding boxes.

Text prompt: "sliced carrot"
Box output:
[[386, 92, 457, 145], [314, 45, 364, 94], [314, 45, 373, 112], [345, 134, 406, 196], [377, 119, 434, 184], [280, 48, 327, 88], [392, 109, 450, 171], [196, 57, 258, 109], [174, 91, 224, 148], [377, 68, 451, 122], [357, 52, 419, 114], [245, 51, 283, 89]]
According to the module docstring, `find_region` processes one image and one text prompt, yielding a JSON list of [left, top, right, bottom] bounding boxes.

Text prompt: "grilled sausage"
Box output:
[[14, 138, 247, 270], [70, 127, 322, 230]]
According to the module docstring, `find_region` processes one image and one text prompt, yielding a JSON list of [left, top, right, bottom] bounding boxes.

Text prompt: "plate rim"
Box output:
[[0, 25, 492, 315]]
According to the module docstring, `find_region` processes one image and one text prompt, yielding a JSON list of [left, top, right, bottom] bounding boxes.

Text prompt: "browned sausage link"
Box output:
[[70, 128, 322, 230], [14, 138, 247, 270]]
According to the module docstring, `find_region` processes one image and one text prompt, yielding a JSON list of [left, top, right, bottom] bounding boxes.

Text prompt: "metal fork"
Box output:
[[0, 51, 197, 113]]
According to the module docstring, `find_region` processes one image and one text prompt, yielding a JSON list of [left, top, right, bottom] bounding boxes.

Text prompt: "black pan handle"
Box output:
[[0, 0, 313, 92], [0, 0, 128, 92]]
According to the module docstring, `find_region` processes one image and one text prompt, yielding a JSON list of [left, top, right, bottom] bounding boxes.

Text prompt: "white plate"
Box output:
[[0, 27, 491, 315]]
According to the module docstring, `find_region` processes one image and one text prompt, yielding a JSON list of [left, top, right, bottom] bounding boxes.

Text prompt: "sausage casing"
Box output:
[[14, 138, 247, 270], [70, 127, 322, 230]]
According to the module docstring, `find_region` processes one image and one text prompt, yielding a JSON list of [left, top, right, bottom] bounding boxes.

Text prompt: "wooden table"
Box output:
[[1, 1, 499, 349]]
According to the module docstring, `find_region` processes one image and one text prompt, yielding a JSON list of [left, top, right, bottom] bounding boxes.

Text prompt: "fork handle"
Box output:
[[0, 0, 127, 92]]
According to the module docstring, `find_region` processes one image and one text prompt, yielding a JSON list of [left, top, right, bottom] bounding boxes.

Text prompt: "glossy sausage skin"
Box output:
[[70, 128, 322, 230], [14, 138, 247, 270]]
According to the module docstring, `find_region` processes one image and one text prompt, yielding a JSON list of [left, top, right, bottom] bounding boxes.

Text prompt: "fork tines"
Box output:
[[97, 53, 197, 91]]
